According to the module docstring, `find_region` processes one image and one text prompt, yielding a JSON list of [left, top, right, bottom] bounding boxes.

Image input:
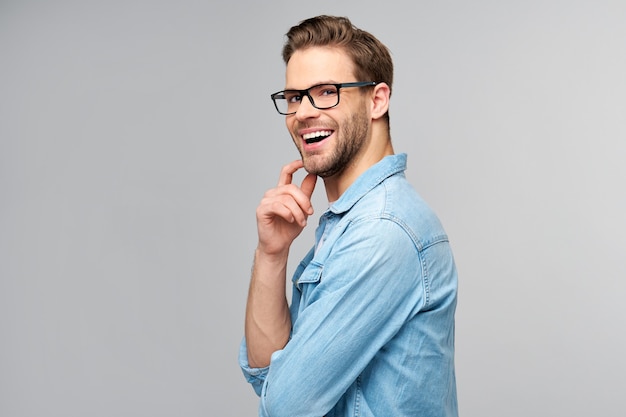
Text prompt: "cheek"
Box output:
[[286, 127, 301, 147]]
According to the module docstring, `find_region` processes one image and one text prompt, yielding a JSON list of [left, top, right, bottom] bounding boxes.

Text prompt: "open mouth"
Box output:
[[303, 130, 333, 144]]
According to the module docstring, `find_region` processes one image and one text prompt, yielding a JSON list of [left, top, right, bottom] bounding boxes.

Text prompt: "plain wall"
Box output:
[[1, 1, 625, 416]]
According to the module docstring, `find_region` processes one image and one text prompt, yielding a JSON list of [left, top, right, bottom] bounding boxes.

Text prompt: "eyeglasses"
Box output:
[[270, 81, 378, 115]]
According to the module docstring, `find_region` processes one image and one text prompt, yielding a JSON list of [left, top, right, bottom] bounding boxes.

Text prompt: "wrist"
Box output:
[[255, 245, 289, 264]]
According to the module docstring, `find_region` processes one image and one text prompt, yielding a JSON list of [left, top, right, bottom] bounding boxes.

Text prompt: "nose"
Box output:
[[294, 94, 319, 120]]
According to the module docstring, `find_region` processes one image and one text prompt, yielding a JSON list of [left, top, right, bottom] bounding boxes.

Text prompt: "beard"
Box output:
[[294, 109, 370, 179]]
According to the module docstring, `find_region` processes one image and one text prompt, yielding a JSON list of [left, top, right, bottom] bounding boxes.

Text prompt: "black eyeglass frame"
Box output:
[[270, 81, 379, 115]]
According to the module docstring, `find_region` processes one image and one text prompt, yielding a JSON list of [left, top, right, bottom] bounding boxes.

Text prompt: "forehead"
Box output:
[[285, 46, 356, 89]]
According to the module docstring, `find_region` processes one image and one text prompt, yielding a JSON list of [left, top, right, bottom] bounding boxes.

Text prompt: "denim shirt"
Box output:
[[240, 154, 458, 417]]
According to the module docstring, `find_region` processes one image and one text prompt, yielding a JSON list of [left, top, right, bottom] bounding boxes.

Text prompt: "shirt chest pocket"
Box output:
[[294, 261, 323, 293]]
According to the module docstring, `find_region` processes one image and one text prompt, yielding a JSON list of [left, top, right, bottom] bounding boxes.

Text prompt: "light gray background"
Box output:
[[1, 1, 625, 416]]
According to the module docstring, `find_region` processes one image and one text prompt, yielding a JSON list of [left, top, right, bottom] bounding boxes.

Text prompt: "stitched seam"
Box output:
[[354, 374, 362, 417], [421, 251, 431, 308]]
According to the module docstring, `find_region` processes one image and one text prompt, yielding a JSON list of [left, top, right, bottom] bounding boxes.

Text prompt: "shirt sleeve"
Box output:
[[238, 337, 269, 397], [254, 217, 430, 417]]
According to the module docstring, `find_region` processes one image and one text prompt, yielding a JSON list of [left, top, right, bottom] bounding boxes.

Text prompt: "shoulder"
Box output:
[[349, 173, 449, 250]]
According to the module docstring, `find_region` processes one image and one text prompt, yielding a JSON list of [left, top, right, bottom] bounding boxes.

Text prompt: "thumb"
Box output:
[[300, 173, 318, 200]]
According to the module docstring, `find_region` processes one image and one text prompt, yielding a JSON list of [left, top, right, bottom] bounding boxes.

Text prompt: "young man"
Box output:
[[240, 15, 458, 417]]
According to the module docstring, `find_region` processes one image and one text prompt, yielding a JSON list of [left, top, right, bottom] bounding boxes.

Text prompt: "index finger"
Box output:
[[277, 160, 305, 186]]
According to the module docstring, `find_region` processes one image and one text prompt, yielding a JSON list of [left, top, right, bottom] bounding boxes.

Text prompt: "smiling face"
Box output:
[[284, 46, 372, 179]]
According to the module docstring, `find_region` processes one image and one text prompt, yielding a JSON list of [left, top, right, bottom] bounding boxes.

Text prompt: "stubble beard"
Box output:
[[296, 110, 370, 179]]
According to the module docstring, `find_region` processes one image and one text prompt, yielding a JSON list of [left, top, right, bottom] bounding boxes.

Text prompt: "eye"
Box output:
[[312, 85, 338, 98], [284, 91, 302, 104], [320, 87, 338, 96]]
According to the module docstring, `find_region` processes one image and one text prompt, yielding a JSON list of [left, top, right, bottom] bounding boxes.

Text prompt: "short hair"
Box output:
[[281, 15, 393, 122]]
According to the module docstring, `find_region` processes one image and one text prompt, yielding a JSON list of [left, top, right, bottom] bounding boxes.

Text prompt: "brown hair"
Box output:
[[282, 15, 393, 122]]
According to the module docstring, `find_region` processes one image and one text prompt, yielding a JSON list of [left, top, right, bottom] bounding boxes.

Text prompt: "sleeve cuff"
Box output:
[[238, 337, 269, 396]]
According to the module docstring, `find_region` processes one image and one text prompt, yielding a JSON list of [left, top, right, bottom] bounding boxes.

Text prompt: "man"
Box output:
[[239, 15, 458, 417]]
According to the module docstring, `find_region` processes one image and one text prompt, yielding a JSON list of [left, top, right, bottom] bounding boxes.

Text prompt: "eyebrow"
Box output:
[[283, 81, 340, 90]]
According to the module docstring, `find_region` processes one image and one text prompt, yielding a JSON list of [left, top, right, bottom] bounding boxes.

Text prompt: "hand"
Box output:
[[256, 160, 317, 256]]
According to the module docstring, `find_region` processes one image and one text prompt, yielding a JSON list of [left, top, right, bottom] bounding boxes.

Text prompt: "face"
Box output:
[[284, 47, 372, 178]]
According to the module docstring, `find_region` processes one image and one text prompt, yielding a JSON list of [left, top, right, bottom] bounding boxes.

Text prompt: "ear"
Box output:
[[370, 82, 390, 120]]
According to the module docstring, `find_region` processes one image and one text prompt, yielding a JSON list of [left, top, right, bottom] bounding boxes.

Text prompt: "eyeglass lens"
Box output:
[[276, 84, 339, 114]]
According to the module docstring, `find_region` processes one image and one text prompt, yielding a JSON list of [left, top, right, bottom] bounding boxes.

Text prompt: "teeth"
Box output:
[[303, 130, 332, 140]]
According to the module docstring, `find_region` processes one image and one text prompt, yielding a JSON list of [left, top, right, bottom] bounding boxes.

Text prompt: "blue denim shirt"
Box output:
[[240, 154, 458, 417]]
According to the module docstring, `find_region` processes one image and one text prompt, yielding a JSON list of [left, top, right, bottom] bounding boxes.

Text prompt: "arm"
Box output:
[[244, 160, 317, 368]]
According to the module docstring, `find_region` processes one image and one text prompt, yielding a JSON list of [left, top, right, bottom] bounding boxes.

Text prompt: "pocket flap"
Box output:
[[294, 261, 323, 290]]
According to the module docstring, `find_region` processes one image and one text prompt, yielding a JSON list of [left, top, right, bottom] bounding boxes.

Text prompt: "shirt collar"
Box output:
[[329, 153, 407, 214]]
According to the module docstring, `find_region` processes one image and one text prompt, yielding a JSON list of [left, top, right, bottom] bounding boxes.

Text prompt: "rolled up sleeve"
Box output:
[[238, 337, 269, 397]]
